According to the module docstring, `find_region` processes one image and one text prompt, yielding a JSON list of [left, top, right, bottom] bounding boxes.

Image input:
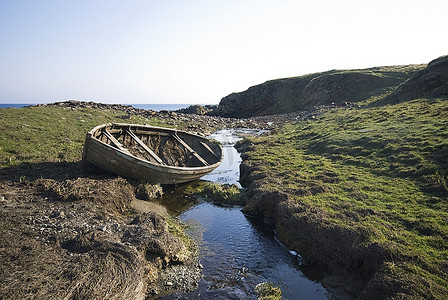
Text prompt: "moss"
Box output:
[[195, 182, 248, 206], [165, 215, 198, 260], [255, 282, 282, 300]]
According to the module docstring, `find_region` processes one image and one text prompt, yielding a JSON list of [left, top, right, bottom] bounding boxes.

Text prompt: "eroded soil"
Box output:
[[0, 165, 200, 299]]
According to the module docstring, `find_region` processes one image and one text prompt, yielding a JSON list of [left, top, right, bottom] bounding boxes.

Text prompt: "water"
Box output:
[[201, 129, 269, 187], [161, 129, 334, 299], [200, 129, 244, 186], [0, 103, 34, 109]]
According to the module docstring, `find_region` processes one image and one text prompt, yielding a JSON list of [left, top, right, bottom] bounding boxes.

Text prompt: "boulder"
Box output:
[[390, 55, 448, 102]]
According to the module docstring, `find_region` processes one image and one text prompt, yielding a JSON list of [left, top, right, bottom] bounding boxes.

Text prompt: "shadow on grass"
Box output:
[[0, 160, 87, 182]]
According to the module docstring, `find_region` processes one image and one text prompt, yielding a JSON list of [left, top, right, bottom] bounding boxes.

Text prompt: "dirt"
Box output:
[[0, 165, 201, 299]]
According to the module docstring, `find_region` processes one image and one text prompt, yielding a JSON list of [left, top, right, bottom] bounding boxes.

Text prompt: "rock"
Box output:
[[136, 183, 163, 200], [50, 210, 65, 219], [176, 104, 214, 115], [390, 55, 448, 102]]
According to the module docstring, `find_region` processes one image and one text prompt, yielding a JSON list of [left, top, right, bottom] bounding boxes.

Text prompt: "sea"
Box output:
[[0, 103, 196, 111]]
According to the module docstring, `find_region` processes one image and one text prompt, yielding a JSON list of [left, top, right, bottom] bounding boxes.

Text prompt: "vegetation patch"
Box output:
[[136, 182, 164, 200], [255, 282, 282, 300], [0, 106, 169, 167], [195, 182, 248, 206], [241, 98, 448, 298]]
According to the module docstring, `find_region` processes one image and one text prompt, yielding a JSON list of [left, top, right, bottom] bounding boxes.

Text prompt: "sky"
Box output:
[[0, 0, 447, 104]]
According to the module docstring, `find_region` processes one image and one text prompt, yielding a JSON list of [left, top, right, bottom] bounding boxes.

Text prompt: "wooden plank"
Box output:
[[107, 129, 171, 137], [173, 133, 209, 166], [126, 129, 166, 165], [102, 129, 132, 155], [199, 141, 219, 158]]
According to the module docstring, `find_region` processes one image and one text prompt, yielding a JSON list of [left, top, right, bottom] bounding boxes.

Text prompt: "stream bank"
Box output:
[[153, 129, 336, 299]]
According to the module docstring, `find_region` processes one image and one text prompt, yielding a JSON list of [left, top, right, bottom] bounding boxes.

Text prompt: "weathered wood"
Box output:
[[126, 129, 166, 165], [82, 123, 223, 184], [102, 129, 132, 155], [108, 129, 171, 137], [200, 141, 219, 159], [173, 132, 209, 166]]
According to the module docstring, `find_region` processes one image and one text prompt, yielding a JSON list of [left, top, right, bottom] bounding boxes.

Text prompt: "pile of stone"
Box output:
[[35, 100, 358, 134]]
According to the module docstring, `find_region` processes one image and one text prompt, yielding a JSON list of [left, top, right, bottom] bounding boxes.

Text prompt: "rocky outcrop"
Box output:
[[388, 55, 448, 102], [205, 73, 323, 118], [211, 65, 424, 118], [209, 75, 314, 118], [301, 72, 384, 107], [175, 104, 217, 115]]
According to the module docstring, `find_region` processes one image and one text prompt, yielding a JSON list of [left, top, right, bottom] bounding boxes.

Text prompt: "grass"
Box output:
[[0, 104, 200, 268], [255, 282, 282, 300], [242, 98, 448, 298], [0, 105, 171, 167], [195, 182, 247, 205], [252, 64, 425, 114]]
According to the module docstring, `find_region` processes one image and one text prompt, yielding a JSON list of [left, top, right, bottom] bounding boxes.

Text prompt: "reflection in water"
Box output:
[[160, 129, 335, 299], [201, 129, 244, 186]]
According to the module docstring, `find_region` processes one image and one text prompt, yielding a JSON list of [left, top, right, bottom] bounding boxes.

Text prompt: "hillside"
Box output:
[[232, 55, 448, 298], [210, 64, 425, 118], [384, 55, 448, 104], [238, 98, 448, 298]]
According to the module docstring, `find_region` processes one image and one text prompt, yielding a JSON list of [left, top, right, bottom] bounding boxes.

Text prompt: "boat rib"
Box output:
[[126, 129, 166, 165], [173, 132, 209, 166]]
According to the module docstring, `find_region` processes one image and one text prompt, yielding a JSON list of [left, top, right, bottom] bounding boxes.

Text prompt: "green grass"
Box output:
[[256, 64, 425, 113], [195, 182, 247, 205], [243, 98, 448, 298], [255, 282, 282, 300], [0, 106, 171, 167]]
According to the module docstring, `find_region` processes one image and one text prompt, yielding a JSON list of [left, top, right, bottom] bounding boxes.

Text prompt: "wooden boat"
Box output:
[[82, 123, 223, 184]]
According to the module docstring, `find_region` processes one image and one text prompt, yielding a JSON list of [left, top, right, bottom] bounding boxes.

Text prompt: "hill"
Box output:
[[233, 55, 448, 298], [384, 55, 448, 104], [210, 64, 426, 118]]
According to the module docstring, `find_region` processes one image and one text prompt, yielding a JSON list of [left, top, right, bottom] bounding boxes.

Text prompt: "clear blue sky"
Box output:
[[1, 0, 447, 104]]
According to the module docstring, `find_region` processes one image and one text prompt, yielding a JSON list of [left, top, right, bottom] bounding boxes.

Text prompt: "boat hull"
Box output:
[[82, 123, 223, 184]]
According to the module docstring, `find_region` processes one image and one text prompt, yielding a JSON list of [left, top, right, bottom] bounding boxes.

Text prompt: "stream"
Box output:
[[159, 129, 336, 299]]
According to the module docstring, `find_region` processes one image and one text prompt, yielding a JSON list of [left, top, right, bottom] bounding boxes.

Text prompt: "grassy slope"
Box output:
[[0, 106, 170, 167], [243, 98, 448, 298], [231, 64, 425, 115]]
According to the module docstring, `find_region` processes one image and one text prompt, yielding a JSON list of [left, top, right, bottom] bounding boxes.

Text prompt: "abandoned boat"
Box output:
[[82, 123, 223, 184]]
